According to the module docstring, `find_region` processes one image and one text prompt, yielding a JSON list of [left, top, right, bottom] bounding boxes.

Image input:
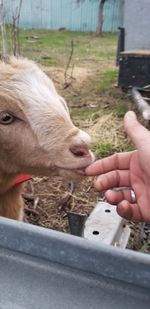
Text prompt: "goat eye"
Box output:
[[0, 112, 15, 125]]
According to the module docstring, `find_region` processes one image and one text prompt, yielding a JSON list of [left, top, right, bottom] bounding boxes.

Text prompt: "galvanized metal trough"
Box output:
[[0, 217, 150, 309]]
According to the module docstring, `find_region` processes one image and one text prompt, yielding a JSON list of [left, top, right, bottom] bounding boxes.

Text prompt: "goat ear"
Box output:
[[0, 90, 11, 106], [59, 96, 69, 114], [0, 90, 15, 106], [0, 90, 25, 118]]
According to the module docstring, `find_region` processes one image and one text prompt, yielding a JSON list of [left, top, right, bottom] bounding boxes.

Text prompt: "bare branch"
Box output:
[[64, 39, 75, 89], [0, 0, 8, 59], [10, 0, 23, 56]]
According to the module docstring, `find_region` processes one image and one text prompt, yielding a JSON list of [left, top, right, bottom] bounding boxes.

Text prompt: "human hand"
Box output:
[[86, 111, 150, 222]]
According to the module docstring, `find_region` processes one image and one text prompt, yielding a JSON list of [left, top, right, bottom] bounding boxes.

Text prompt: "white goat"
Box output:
[[0, 57, 94, 220]]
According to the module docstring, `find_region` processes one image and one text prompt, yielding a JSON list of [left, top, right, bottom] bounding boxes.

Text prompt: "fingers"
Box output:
[[117, 200, 143, 221], [105, 189, 134, 205], [104, 189, 143, 221], [103, 185, 142, 221], [94, 170, 131, 191], [85, 152, 134, 176], [124, 111, 150, 149], [104, 189, 146, 221]]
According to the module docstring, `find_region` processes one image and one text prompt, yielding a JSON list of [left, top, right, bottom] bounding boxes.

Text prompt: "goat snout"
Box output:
[[68, 129, 95, 166]]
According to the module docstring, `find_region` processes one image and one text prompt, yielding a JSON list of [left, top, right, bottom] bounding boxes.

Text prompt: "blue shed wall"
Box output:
[[5, 0, 122, 32]]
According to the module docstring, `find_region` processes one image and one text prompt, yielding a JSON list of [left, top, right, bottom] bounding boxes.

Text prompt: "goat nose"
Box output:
[[70, 145, 89, 157]]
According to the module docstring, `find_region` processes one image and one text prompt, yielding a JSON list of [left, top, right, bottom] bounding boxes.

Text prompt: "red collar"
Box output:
[[12, 175, 32, 187]]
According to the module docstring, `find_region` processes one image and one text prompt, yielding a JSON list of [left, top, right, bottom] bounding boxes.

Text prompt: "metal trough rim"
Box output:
[[0, 217, 150, 289]]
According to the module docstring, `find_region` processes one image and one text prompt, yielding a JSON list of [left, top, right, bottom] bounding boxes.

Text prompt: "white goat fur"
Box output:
[[0, 57, 94, 220]]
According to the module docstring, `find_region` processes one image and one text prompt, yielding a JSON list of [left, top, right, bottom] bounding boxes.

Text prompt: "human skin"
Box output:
[[86, 111, 150, 222]]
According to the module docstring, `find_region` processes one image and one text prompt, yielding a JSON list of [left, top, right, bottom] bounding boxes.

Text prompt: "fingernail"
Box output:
[[94, 177, 102, 188], [125, 111, 136, 121], [96, 176, 103, 183]]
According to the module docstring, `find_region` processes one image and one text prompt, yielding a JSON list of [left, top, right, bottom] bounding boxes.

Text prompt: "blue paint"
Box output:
[[5, 0, 122, 32]]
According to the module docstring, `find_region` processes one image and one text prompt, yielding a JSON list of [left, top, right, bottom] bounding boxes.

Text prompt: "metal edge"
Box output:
[[0, 217, 150, 288]]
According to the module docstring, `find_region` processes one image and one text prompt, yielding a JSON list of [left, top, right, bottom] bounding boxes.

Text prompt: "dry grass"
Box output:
[[25, 176, 99, 233], [88, 113, 124, 144]]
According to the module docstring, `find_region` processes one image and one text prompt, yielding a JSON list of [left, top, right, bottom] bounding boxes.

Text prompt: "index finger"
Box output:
[[124, 111, 150, 149], [85, 151, 135, 176]]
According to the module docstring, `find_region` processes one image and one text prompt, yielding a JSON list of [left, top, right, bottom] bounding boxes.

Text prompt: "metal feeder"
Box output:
[[0, 217, 150, 309]]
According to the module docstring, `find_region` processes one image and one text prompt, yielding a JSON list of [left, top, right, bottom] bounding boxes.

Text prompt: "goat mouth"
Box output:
[[56, 165, 89, 175], [74, 167, 87, 175]]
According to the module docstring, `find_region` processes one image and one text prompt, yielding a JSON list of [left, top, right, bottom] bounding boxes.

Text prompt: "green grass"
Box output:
[[92, 141, 135, 158], [115, 103, 128, 118], [91, 111, 101, 121], [0, 28, 118, 66], [40, 56, 57, 66], [93, 142, 115, 157], [98, 68, 118, 92], [19, 29, 88, 48], [71, 108, 101, 122]]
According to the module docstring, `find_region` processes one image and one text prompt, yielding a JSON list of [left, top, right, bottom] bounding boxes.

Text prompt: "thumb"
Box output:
[[124, 111, 150, 149]]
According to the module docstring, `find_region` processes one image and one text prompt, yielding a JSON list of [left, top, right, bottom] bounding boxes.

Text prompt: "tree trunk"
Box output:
[[96, 0, 106, 36]]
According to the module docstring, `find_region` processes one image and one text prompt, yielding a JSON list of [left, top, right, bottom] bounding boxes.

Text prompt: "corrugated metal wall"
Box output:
[[5, 0, 122, 32], [123, 0, 150, 50]]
